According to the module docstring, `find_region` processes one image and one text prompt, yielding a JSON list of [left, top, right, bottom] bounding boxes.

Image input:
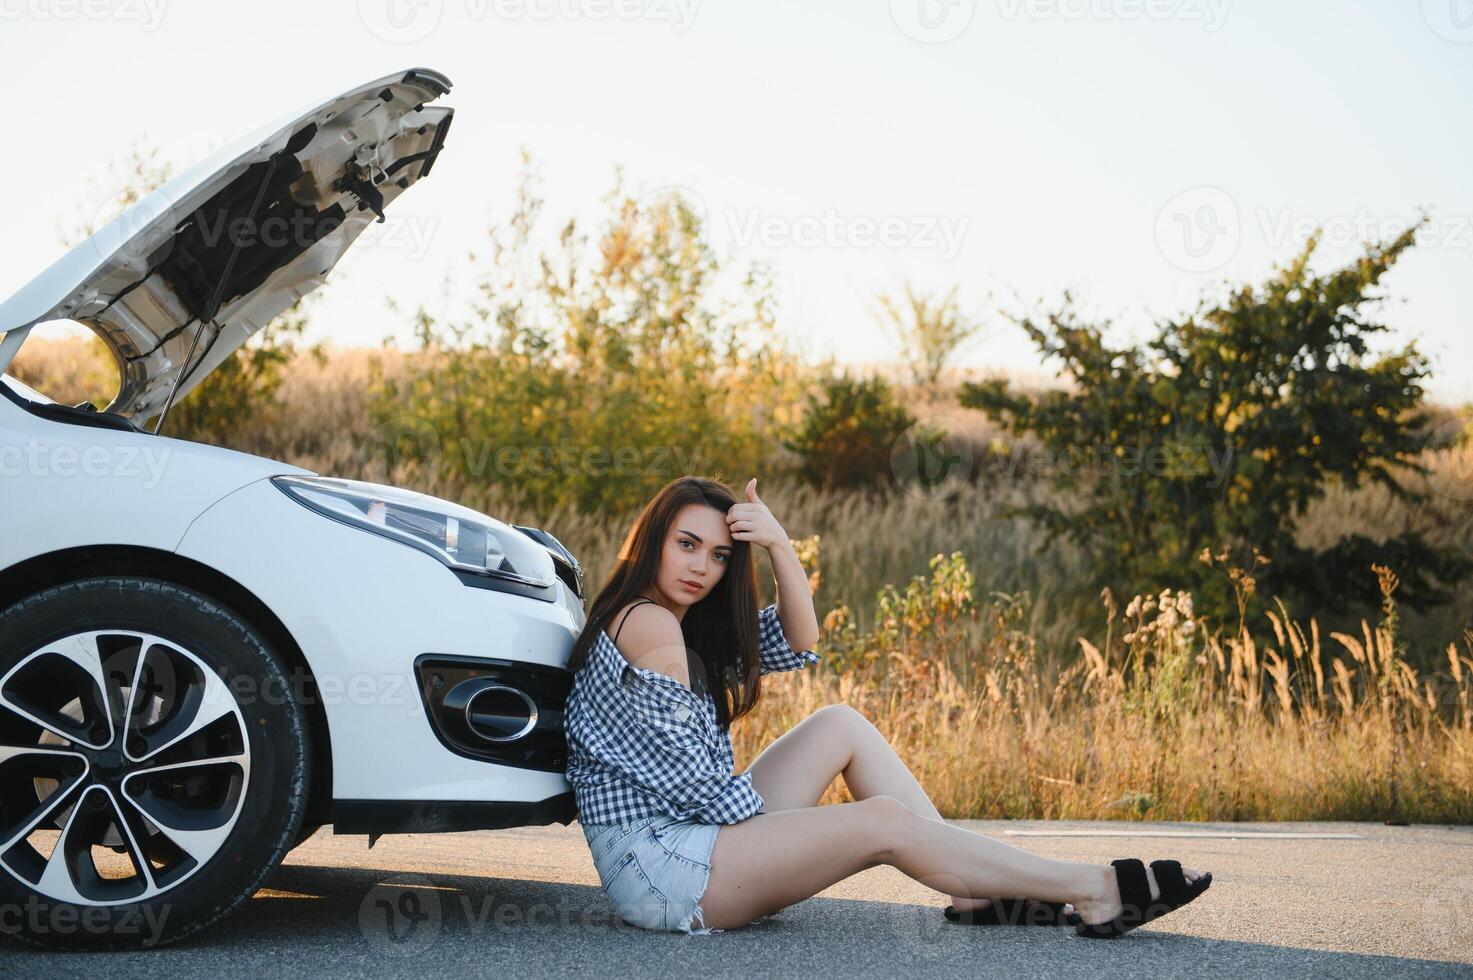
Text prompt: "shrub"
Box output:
[[370, 160, 809, 515], [959, 228, 1471, 620], [784, 373, 914, 491]]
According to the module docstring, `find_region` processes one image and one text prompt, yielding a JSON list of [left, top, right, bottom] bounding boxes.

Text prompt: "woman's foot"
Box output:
[[1072, 861, 1207, 927], [949, 896, 1075, 916], [945, 896, 1076, 927], [948, 896, 994, 913]]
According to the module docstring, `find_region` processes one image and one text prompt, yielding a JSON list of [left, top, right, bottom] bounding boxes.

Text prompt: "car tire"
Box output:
[[0, 577, 310, 949], [288, 821, 325, 853]]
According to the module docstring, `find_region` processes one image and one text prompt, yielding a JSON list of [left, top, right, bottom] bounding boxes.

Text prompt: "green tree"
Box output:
[[959, 227, 1469, 619], [784, 373, 914, 491], [374, 157, 808, 515]]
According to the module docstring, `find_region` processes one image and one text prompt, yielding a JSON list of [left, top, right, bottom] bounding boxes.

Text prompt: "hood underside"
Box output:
[[0, 68, 453, 421]]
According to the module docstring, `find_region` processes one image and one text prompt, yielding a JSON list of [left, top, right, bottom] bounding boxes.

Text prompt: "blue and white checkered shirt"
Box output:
[[565, 602, 820, 826]]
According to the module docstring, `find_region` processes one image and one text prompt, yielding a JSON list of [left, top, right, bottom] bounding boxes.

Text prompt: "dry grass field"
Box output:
[[11, 334, 1472, 822]]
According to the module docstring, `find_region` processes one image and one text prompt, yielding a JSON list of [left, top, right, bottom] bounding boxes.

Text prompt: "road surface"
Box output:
[[6, 819, 1472, 978]]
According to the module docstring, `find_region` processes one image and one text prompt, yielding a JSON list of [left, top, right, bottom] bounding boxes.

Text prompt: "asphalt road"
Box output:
[[6, 819, 1473, 979]]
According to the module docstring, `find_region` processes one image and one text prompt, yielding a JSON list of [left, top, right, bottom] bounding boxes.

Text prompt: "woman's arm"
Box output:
[[727, 477, 820, 652]]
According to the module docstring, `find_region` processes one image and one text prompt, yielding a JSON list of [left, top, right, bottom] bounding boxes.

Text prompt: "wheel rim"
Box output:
[[0, 630, 251, 905]]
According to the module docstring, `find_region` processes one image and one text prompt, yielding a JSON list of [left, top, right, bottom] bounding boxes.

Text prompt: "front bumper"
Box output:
[[176, 477, 585, 813], [333, 792, 577, 836]]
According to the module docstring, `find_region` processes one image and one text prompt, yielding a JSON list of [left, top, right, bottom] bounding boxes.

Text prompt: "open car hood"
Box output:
[[0, 68, 453, 421]]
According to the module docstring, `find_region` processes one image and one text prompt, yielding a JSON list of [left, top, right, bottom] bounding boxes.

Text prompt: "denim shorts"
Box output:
[[582, 814, 722, 934]]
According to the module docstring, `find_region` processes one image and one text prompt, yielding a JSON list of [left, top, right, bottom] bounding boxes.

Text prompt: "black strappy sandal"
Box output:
[[944, 898, 1073, 927], [1074, 858, 1212, 939]]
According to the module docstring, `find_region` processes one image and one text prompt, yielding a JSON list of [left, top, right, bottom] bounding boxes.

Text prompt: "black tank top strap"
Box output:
[[611, 596, 660, 645]]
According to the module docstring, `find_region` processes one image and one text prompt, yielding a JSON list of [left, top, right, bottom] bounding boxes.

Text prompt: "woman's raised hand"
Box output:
[[726, 477, 789, 553]]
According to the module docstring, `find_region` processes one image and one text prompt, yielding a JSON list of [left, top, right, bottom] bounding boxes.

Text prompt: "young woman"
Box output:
[[563, 475, 1211, 936]]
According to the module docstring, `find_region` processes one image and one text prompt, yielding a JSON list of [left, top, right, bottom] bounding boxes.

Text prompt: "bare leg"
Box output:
[[743, 704, 1005, 912], [700, 795, 1121, 929]]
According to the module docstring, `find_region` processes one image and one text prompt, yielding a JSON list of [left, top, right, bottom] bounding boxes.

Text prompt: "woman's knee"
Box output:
[[855, 794, 919, 864], [810, 702, 875, 733]]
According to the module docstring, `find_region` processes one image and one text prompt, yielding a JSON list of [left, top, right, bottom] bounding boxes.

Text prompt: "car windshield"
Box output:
[[1, 373, 55, 405]]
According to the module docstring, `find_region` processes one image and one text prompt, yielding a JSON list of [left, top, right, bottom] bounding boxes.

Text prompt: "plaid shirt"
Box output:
[[565, 602, 820, 826]]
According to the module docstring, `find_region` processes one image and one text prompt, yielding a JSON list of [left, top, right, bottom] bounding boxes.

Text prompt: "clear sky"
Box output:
[[2, 0, 1469, 401]]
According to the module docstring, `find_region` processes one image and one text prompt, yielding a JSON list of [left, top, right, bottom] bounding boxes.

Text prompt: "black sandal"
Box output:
[[944, 898, 1072, 926], [1074, 858, 1212, 939]]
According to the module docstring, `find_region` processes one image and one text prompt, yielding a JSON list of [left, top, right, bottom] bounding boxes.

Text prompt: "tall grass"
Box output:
[[737, 551, 1473, 822], [10, 338, 1472, 820]]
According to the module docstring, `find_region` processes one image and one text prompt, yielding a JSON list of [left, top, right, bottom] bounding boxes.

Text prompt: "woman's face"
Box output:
[[654, 502, 733, 608]]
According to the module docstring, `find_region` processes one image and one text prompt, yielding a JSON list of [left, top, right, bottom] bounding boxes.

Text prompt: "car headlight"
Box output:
[[272, 476, 556, 588]]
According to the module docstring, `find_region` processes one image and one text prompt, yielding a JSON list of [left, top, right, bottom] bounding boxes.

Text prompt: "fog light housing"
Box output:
[[454, 681, 538, 743], [416, 655, 570, 771]]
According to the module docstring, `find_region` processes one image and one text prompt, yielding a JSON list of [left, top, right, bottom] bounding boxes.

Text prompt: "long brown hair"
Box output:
[[568, 475, 762, 729]]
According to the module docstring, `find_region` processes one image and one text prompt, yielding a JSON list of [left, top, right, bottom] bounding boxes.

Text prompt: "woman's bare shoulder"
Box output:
[[612, 600, 690, 688]]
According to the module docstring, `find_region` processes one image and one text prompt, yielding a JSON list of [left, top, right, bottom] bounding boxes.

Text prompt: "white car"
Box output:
[[0, 68, 587, 950]]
